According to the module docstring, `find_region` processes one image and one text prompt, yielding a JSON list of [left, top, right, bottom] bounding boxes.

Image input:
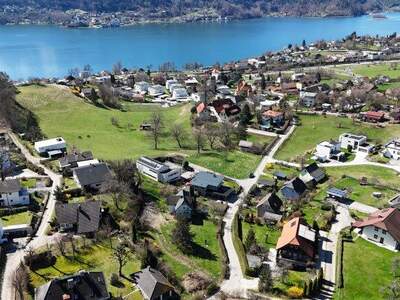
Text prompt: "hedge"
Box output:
[[232, 213, 252, 277], [217, 220, 230, 280]]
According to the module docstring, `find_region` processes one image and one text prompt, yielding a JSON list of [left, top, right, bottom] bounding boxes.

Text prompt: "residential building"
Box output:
[[167, 187, 195, 220], [299, 163, 326, 187], [166, 79, 178, 90], [0, 179, 29, 207], [58, 151, 94, 170], [34, 137, 67, 157], [73, 163, 112, 191], [315, 140, 342, 162], [276, 217, 317, 268], [363, 111, 386, 123], [131, 267, 178, 300], [352, 208, 400, 251], [383, 139, 400, 160], [172, 88, 189, 100], [339, 133, 367, 150], [299, 91, 317, 107], [134, 81, 150, 94], [190, 171, 234, 201], [148, 85, 165, 97], [55, 201, 101, 234], [280, 177, 307, 201], [35, 271, 110, 300], [136, 157, 181, 183], [256, 193, 283, 223], [326, 187, 348, 201]]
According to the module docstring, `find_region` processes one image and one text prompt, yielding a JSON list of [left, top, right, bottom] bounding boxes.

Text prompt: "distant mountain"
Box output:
[[1, 0, 400, 18]]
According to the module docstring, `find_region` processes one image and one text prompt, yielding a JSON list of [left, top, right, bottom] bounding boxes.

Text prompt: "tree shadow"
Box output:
[[191, 242, 217, 261]]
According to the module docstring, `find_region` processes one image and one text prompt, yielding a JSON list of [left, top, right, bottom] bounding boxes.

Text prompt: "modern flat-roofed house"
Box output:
[[339, 133, 367, 151], [58, 151, 94, 170], [276, 217, 317, 268], [35, 271, 110, 300], [136, 157, 181, 183], [315, 140, 342, 162], [134, 81, 150, 94], [280, 177, 307, 202], [172, 88, 189, 100], [352, 208, 400, 251], [73, 163, 112, 191], [148, 84, 165, 97], [383, 139, 400, 160], [131, 267, 178, 300], [34, 137, 67, 157], [55, 201, 101, 234], [0, 179, 29, 207]]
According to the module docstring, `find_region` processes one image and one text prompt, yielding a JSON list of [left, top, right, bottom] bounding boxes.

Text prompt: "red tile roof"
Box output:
[[352, 208, 400, 242], [262, 110, 283, 118], [365, 111, 385, 120], [196, 102, 206, 114]]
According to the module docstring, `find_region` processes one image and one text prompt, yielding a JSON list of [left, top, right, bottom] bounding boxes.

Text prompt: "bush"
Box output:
[[206, 281, 219, 296], [287, 286, 304, 298], [321, 203, 333, 211]]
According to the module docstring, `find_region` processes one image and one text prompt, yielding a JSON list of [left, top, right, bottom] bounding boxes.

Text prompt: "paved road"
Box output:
[[1, 132, 63, 300]]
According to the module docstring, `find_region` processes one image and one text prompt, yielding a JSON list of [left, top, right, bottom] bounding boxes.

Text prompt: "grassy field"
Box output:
[[242, 222, 280, 250], [30, 241, 142, 299], [188, 150, 261, 179], [16, 85, 192, 160], [1, 211, 32, 226], [275, 114, 400, 161], [246, 134, 274, 145], [377, 81, 400, 92], [20, 178, 37, 189], [350, 63, 400, 79], [335, 238, 398, 300]]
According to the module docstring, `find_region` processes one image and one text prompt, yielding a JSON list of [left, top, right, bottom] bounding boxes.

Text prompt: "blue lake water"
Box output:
[[2, 13, 400, 79]]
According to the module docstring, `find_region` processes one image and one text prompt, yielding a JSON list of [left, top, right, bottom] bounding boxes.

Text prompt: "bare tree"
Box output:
[[193, 127, 205, 154], [205, 123, 220, 150], [218, 122, 235, 152], [170, 123, 186, 148], [11, 263, 29, 300], [112, 244, 130, 276], [101, 179, 130, 211], [149, 112, 164, 150], [55, 235, 67, 256]]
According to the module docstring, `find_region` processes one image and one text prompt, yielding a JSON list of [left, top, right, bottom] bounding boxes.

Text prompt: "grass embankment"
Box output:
[[275, 114, 400, 161], [335, 238, 398, 300]]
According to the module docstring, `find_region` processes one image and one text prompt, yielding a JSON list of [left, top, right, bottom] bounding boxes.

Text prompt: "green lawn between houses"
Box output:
[[1, 211, 32, 226], [16, 84, 263, 179], [335, 238, 399, 300], [29, 240, 143, 299], [275, 114, 400, 161], [242, 221, 280, 250], [350, 63, 400, 79]]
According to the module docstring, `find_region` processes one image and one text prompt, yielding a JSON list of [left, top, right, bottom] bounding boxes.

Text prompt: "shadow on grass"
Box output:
[[191, 242, 217, 261]]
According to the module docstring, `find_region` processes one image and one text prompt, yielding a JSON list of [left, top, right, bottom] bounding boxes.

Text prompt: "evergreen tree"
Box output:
[[53, 186, 66, 202], [260, 74, 266, 90], [172, 219, 194, 254], [244, 228, 256, 251], [259, 264, 273, 292]]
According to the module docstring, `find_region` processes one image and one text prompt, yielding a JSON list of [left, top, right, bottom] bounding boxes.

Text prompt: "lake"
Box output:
[[2, 13, 400, 79]]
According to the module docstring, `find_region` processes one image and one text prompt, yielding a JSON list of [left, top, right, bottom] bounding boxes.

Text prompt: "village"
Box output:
[[0, 32, 400, 300]]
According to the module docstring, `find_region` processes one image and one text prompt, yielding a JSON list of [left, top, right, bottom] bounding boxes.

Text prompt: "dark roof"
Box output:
[[73, 163, 112, 187], [131, 267, 174, 300], [257, 179, 275, 187], [55, 201, 101, 234], [273, 171, 287, 180], [0, 179, 21, 193], [327, 187, 347, 198], [285, 177, 307, 194], [35, 271, 109, 300], [304, 163, 326, 181], [257, 193, 282, 213], [191, 172, 223, 189], [59, 151, 93, 168]]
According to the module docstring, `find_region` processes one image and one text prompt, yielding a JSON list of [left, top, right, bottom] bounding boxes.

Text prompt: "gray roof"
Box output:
[[59, 151, 93, 168], [303, 162, 326, 181], [191, 172, 223, 189], [55, 201, 101, 234], [0, 179, 21, 194], [73, 163, 112, 187], [257, 193, 282, 213], [327, 187, 347, 198], [35, 271, 109, 300], [132, 267, 174, 300]]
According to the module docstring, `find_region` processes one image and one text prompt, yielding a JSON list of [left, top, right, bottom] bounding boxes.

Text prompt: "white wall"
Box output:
[[361, 225, 398, 251]]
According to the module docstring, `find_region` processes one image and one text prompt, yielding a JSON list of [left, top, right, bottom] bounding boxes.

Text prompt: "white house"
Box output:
[[134, 81, 150, 94], [172, 88, 189, 100], [315, 140, 342, 162], [34, 137, 66, 157], [148, 85, 165, 97], [383, 139, 400, 160], [338, 133, 367, 151], [299, 91, 318, 107], [166, 79, 178, 90], [168, 83, 184, 93], [0, 179, 30, 207], [353, 208, 400, 251], [136, 157, 181, 183]]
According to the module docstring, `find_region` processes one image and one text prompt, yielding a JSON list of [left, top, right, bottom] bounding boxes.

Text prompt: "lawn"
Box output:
[[188, 150, 262, 179], [377, 81, 400, 92], [242, 221, 280, 249], [246, 134, 274, 145], [275, 114, 400, 161], [335, 238, 399, 300], [159, 219, 223, 279], [1, 211, 32, 226], [350, 63, 400, 79], [16, 84, 192, 160], [30, 241, 142, 299], [263, 163, 299, 180], [20, 178, 37, 189]]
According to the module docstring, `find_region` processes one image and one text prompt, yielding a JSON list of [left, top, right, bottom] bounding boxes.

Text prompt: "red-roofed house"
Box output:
[[196, 102, 206, 114], [352, 208, 400, 251], [363, 111, 386, 123], [276, 217, 317, 268]]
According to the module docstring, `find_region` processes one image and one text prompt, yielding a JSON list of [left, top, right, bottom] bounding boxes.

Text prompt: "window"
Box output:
[[374, 234, 378, 239], [382, 230, 386, 235], [374, 227, 379, 232]]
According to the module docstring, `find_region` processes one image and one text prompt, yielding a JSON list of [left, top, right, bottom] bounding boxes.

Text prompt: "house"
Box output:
[[148, 85, 165, 97], [58, 151, 94, 170], [191, 172, 223, 196], [352, 208, 400, 251], [363, 111, 386, 123], [172, 88, 189, 100], [261, 110, 284, 127], [167, 187, 195, 220], [134, 81, 150, 94], [55, 200, 101, 234], [280, 177, 307, 201], [131, 267, 178, 300], [383, 139, 400, 160], [34, 137, 67, 157], [273, 171, 287, 181], [276, 217, 317, 268], [73, 163, 112, 191], [326, 187, 348, 201], [299, 91, 318, 107], [35, 271, 110, 300], [0, 179, 29, 207], [338, 133, 367, 151], [166, 79, 179, 90], [299, 163, 326, 187], [136, 157, 181, 183], [256, 193, 283, 223], [315, 140, 343, 162]]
